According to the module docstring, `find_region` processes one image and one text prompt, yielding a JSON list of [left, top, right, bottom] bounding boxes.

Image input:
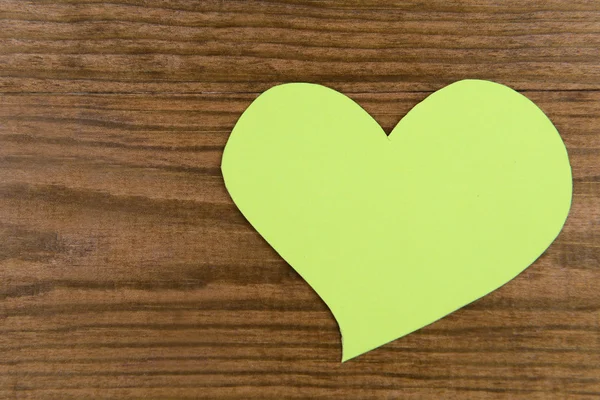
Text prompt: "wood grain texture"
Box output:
[[1, 1, 599, 399]]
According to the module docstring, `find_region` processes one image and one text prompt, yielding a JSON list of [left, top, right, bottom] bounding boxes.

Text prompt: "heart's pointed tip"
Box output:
[[340, 351, 359, 363], [341, 341, 373, 363], [340, 333, 366, 363]]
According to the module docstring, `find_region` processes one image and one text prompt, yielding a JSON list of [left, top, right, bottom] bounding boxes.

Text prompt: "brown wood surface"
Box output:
[[1, 1, 599, 399]]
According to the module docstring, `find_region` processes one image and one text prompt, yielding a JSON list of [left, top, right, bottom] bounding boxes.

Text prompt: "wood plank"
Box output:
[[1, 1, 600, 93], [1, 1, 599, 398]]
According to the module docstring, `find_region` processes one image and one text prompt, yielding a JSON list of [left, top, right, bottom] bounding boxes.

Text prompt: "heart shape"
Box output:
[[222, 80, 572, 361]]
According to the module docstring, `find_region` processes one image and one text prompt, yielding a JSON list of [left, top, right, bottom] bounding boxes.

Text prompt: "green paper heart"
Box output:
[[221, 80, 572, 361]]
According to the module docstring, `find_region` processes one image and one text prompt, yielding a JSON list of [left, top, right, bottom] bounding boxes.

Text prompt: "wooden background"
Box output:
[[1, 1, 599, 398]]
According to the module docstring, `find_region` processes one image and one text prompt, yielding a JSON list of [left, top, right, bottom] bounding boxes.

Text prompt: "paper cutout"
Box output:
[[221, 80, 572, 362]]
